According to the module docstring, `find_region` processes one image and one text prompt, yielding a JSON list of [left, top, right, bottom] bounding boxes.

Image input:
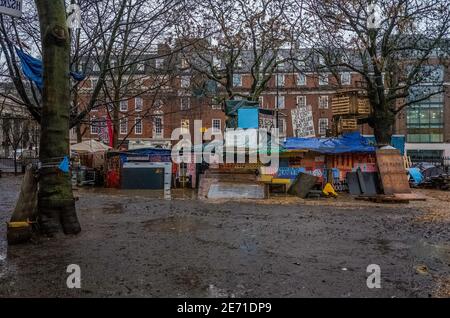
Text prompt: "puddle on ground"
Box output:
[[102, 203, 124, 214], [142, 216, 209, 233]]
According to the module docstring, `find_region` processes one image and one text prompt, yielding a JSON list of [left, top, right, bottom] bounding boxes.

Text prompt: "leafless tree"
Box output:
[[176, 0, 296, 102], [306, 0, 450, 145]]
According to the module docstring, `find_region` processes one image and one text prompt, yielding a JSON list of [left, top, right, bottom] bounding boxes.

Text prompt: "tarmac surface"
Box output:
[[0, 175, 449, 297]]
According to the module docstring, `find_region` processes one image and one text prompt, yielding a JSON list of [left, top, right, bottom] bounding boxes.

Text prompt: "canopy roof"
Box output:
[[71, 139, 111, 153]]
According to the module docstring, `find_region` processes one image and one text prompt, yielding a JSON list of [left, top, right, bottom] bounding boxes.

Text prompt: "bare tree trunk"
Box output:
[[35, 0, 81, 235]]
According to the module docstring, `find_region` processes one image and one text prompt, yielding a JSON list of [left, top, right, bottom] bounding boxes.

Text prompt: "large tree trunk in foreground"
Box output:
[[35, 0, 81, 235]]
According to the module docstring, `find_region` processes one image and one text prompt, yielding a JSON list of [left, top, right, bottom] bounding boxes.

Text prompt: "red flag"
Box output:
[[106, 113, 114, 148]]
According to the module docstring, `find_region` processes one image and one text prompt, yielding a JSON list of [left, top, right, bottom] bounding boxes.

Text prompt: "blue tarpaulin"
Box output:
[[16, 48, 85, 89], [364, 135, 405, 155], [283, 132, 376, 154], [238, 108, 259, 129], [408, 168, 423, 185]]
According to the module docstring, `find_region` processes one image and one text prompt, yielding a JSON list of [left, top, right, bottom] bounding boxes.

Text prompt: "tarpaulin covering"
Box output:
[[364, 135, 405, 155], [283, 132, 376, 154], [407, 168, 423, 185], [16, 48, 85, 89]]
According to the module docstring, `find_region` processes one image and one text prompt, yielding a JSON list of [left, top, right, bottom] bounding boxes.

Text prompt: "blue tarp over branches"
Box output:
[[16, 48, 85, 89], [283, 132, 376, 154]]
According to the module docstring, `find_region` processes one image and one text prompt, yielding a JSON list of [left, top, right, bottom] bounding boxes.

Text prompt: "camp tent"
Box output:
[[71, 139, 111, 154]]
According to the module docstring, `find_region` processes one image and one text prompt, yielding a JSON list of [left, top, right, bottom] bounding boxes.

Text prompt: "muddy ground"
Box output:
[[0, 175, 449, 298]]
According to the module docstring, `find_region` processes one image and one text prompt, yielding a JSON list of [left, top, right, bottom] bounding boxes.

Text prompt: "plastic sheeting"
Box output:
[[408, 168, 423, 185], [283, 132, 376, 154], [16, 48, 85, 89]]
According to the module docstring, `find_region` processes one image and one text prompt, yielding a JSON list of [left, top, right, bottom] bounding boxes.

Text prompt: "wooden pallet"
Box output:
[[338, 118, 358, 131], [332, 94, 371, 116]]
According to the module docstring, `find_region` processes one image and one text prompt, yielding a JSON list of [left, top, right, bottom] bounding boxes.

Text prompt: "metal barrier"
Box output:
[[0, 157, 39, 174]]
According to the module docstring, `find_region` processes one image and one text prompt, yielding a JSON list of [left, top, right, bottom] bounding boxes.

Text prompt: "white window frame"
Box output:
[[297, 96, 307, 108], [319, 96, 329, 109], [134, 117, 143, 135], [153, 116, 163, 138], [137, 63, 145, 72], [180, 97, 190, 110], [319, 73, 329, 86], [297, 73, 306, 86], [180, 58, 189, 69], [276, 74, 285, 87], [233, 74, 242, 87], [120, 117, 128, 135], [211, 99, 222, 110], [155, 58, 164, 69], [276, 95, 285, 109], [135, 97, 143, 112], [235, 58, 243, 69], [341, 72, 351, 85], [90, 117, 99, 134], [181, 76, 190, 88], [93, 63, 100, 72], [258, 96, 264, 108], [276, 118, 286, 135], [318, 118, 329, 135], [212, 119, 221, 133], [120, 100, 128, 112]]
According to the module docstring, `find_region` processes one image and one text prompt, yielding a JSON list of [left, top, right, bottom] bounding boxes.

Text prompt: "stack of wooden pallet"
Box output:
[[331, 89, 371, 134]]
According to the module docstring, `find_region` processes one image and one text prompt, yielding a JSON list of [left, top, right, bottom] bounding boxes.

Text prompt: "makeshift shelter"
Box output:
[[70, 140, 112, 186], [105, 148, 172, 191], [283, 132, 376, 154], [71, 139, 112, 153]]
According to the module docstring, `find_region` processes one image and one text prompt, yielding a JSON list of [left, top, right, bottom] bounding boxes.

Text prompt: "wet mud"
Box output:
[[0, 175, 449, 297]]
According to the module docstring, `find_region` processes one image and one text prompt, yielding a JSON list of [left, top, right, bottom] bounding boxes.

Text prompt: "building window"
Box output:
[[211, 99, 222, 110], [180, 97, 190, 110], [155, 58, 164, 68], [93, 63, 100, 72], [120, 100, 128, 112], [276, 74, 285, 87], [137, 63, 145, 72], [120, 118, 128, 135], [319, 73, 329, 86], [90, 117, 100, 134], [318, 118, 329, 135], [406, 92, 444, 143], [276, 118, 286, 134], [213, 56, 222, 68], [181, 76, 190, 88], [233, 74, 242, 87], [258, 96, 264, 108], [135, 97, 143, 112], [153, 116, 163, 138], [212, 119, 221, 132], [319, 96, 329, 109], [297, 73, 306, 86], [181, 119, 190, 133], [135, 117, 143, 135], [276, 55, 285, 69], [297, 96, 306, 108], [180, 58, 189, 69], [276, 95, 285, 109], [235, 58, 243, 69], [341, 72, 351, 85]]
